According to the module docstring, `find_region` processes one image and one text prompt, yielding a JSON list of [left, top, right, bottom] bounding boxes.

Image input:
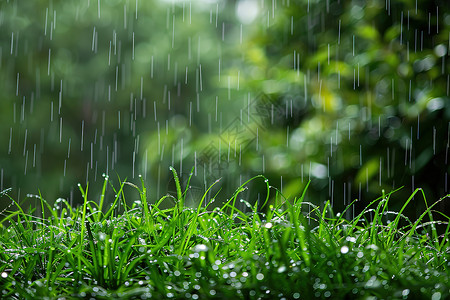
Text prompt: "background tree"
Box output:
[[0, 0, 448, 219]]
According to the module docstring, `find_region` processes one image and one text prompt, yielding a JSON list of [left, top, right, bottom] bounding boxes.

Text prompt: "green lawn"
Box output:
[[0, 169, 449, 299]]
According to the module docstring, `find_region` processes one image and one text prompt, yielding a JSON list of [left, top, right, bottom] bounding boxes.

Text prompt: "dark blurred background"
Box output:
[[0, 0, 449, 219]]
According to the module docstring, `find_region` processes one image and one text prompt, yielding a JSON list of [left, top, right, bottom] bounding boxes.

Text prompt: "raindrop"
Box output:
[[81, 120, 84, 151], [123, 4, 127, 29], [59, 118, 63, 143], [24, 151, 28, 175], [359, 145, 362, 166], [433, 126, 436, 155], [47, 49, 51, 76], [132, 32, 135, 60], [199, 64, 203, 91], [338, 19, 341, 44]]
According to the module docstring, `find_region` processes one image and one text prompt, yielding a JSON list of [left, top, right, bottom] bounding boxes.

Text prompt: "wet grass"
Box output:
[[0, 168, 449, 299]]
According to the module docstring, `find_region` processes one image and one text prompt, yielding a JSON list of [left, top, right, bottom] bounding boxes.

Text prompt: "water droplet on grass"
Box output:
[[264, 222, 273, 229], [193, 244, 208, 252], [346, 236, 356, 243], [365, 276, 381, 288], [277, 266, 286, 273], [98, 232, 106, 241], [340, 245, 349, 254], [366, 244, 379, 251]]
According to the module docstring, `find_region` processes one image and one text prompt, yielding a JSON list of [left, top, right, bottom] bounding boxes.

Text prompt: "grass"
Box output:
[[0, 169, 449, 299]]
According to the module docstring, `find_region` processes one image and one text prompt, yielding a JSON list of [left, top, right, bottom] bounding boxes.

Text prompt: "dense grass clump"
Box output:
[[0, 169, 449, 299]]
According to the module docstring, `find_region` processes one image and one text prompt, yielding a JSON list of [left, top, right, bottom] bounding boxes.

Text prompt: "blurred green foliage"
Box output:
[[238, 0, 450, 216], [0, 0, 449, 217], [0, 0, 244, 205]]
